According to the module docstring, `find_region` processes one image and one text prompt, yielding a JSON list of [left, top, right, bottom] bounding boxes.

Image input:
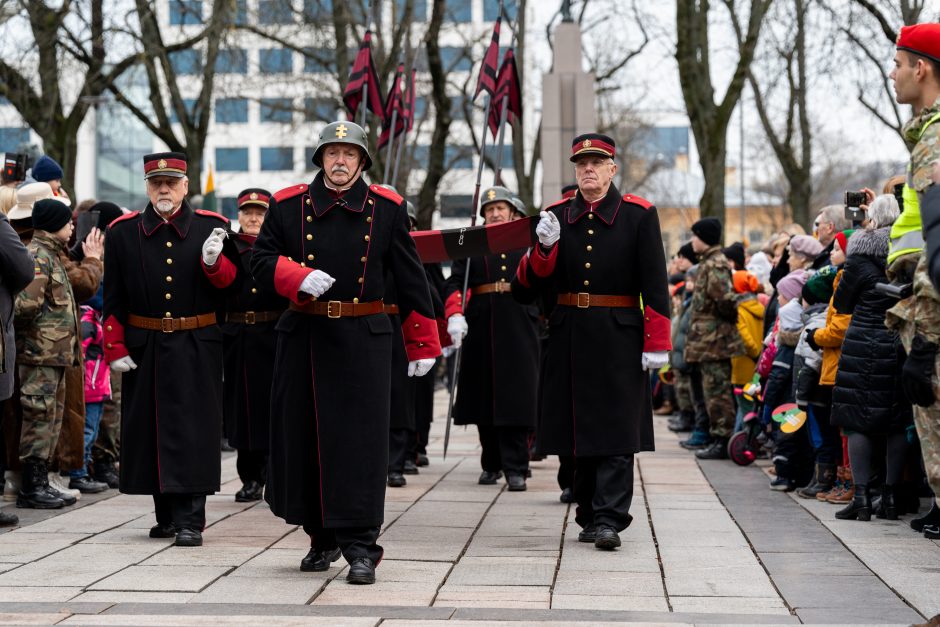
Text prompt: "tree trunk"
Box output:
[[416, 0, 451, 230], [699, 142, 727, 226]]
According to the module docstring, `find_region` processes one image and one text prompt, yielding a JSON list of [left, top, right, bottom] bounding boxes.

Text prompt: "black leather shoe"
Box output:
[[92, 461, 120, 489], [174, 528, 203, 547], [911, 502, 940, 532], [68, 475, 109, 494], [149, 523, 177, 538], [577, 525, 597, 543], [300, 547, 342, 572], [559, 488, 574, 503], [696, 438, 730, 460], [387, 472, 406, 487], [346, 557, 376, 584], [235, 481, 263, 502], [506, 474, 527, 491], [416, 453, 429, 467], [403, 459, 419, 475], [478, 470, 502, 485], [594, 525, 621, 550]]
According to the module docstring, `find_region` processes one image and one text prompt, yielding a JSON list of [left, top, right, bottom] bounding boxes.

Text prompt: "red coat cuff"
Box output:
[[437, 317, 452, 348], [103, 315, 129, 362], [642, 305, 672, 353], [444, 290, 470, 319], [202, 254, 237, 289], [529, 244, 558, 278], [273, 256, 313, 304], [402, 310, 442, 361]]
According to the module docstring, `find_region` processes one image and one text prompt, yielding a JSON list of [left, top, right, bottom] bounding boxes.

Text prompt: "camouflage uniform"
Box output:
[[887, 96, 940, 508], [684, 246, 744, 438], [13, 232, 100, 464]]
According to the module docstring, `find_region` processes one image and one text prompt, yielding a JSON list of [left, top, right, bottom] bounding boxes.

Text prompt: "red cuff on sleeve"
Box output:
[[202, 254, 237, 289], [444, 290, 470, 319], [516, 254, 531, 288], [437, 317, 452, 348], [529, 244, 558, 278], [103, 315, 129, 362], [402, 310, 442, 361], [642, 305, 672, 353], [273, 256, 313, 304]]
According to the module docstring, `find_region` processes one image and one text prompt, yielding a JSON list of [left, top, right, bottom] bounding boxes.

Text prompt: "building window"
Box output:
[[259, 48, 293, 74], [483, 0, 516, 21], [216, 48, 248, 74], [413, 95, 428, 119], [234, 0, 248, 25], [216, 147, 249, 171], [484, 144, 513, 168], [303, 48, 332, 73], [444, 0, 471, 22], [0, 127, 29, 151], [169, 0, 202, 25], [221, 197, 238, 220], [215, 98, 248, 124], [260, 98, 293, 123], [303, 0, 330, 21], [304, 98, 335, 122], [259, 0, 294, 24], [395, 0, 426, 21], [440, 47, 471, 72], [440, 194, 473, 218], [170, 49, 201, 75], [169, 98, 197, 123], [446, 145, 473, 169], [260, 147, 294, 171]]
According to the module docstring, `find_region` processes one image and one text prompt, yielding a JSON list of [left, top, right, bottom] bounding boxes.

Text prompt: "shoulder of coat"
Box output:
[[369, 184, 404, 205], [273, 184, 309, 203], [622, 193, 653, 210], [195, 209, 229, 224], [107, 211, 140, 231]]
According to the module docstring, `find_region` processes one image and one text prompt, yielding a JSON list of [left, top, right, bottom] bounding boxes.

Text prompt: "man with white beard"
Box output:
[[103, 152, 240, 547]]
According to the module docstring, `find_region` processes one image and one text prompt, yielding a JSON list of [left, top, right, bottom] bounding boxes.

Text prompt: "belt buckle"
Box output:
[[497, 281, 509, 293], [326, 301, 342, 319], [161, 317, 175, 333], [245, 311, 256, 325], [576, 292, 590, 308]]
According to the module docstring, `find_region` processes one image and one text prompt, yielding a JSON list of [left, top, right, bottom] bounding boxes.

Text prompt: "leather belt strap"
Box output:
[[471, 281, 512, 296], [127, 312, 217, 333], [289, 299, 385, 318], [557, 293, 640, 309], [225, 310, 284, 324], [384, 304, 400, 315]]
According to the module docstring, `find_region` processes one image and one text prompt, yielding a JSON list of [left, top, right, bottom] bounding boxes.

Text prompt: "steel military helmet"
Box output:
[[478, 185, 514, 217], [312, 121, 373, 171], [509, 196, 528, 218]]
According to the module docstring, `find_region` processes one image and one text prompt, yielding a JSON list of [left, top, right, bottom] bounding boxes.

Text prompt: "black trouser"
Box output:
[[688, 366, 710, 433], [574, 454, 635, 532], [807, 395, 841, 466], [236, 449, 267, 484], [153, 493, 206, 531], [411, 361, 436, 457], [557, 455, 575, 490], [477, 425, 529, 475], [303, 523, 383, 564], [388, 428, 413, 473]]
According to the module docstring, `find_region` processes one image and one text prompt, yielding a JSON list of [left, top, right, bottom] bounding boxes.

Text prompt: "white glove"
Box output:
[[447, 313, 468, 348], [110, 356, 137, 373], [299, 269, 335, 298], [201, 227, 226, 266], [641, 351, 669, 371], [441, 346, 456, 358], [408, 358, 436, 377], [536, 210, 560, 247]]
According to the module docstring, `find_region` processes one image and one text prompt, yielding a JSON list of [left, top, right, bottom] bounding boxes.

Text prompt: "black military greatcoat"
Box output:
[[385, 274, 415, 431], [222, 233, 287, 451], [512, 185, 671, 456], [251, 173, 440, 528], [444, 250, 540, 428], [103, 201, 239, 494]]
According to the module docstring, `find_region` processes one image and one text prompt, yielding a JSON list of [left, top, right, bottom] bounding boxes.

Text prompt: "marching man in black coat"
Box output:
[[251, 121, 440, 585], [512, 134, 671, 550], [445, 186, 541, 491], [222, 189, 287, 502], [104, 152, 241, 547]]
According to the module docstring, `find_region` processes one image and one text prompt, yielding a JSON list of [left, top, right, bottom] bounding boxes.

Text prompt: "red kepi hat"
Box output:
[[143, 152, 187, 179], [569, 133, 616, 162], [237, 188, 272, 211], [896, 23, 940, 64]]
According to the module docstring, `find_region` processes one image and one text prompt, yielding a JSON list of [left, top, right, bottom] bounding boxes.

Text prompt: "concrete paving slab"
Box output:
[[59, 615, 380, 626], [0, 543, 161, 588], [139, 546, 263, 568], [89, 565, 231, 592], [0, 533, 87, 562], [0, 587, 82, 602], [668, 595, 791, 615], [0, 612, 70, 625], [69, 591, 197, 603], [445, 556, 556, 587], [312, 581, 438, 606], [192, 575, 325, 604], [549, 594, 670, 611], [552, 570, 665, 597]]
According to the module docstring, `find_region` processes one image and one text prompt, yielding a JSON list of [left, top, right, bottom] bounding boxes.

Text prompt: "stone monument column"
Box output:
[[540, 8, 595, 206]]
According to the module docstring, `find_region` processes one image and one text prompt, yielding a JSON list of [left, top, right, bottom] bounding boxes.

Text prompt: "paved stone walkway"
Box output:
[[0, 390, 936, 625]]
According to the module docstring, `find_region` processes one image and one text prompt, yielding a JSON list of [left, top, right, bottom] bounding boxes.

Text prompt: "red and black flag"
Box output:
[[343, 29, 385, 121], [411, 215, 537, 264], [377, 62, 407, 149], [487, 47, 522, 138], [402, 68, 417, 132], [473, 14, 501, 100]]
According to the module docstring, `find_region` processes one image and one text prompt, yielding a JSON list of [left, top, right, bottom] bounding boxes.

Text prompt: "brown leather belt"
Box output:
[[557, 293, 640, 309], [225, 310, 284, 325], [127, 312, 217, 333], [384, 304, 400, 315], [471, 281, 512, 296], [289, 300, 385, 318]]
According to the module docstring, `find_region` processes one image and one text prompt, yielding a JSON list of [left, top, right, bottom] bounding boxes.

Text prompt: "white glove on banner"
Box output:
[[447, 313, 468, 348], [408, 358, 436, 377], [201, 227, 226, 266], [299, 270, 335, 298], [110, 356, 138, 373], [536, 210, 560, 247], [641, 351, 669, 371]]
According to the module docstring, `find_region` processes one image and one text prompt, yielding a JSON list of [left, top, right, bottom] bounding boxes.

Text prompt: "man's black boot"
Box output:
[[387, 472, 406, 487], [69, 476, 109, 494], [346, 557, 376, 584], [92, 460, 120, 489], [594, 525, 621, 550], [175, 528, 203, 547], [506, 473, 527, 491], [577, 524, 597, 543], [875, 484, 898, 520], [235, 480, 263, 502], [403, 459, 419, 475], [16, 461, 64, 509], [911, 501, 940, 532], [478, 470, 502, 485], [836, 484, 872, 521], [696, 438, 729, 460], [149, 523, 177, 538], [300, 547, 342, 572]]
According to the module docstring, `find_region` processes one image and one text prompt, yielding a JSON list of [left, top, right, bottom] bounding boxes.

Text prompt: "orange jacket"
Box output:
[[732, 296, 765, 385], [813, 270, 850, 386]]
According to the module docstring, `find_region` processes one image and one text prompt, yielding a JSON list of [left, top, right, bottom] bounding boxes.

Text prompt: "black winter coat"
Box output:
[[831, 227, 912, 434]]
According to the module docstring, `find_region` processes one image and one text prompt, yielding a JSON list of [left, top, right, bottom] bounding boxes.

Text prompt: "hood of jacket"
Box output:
[[846, 226, 890, 261]]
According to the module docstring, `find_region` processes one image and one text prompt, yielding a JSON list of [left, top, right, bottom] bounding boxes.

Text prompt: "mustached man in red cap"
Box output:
[[512, 133, 671, 551], [885, 23, 940, 544]]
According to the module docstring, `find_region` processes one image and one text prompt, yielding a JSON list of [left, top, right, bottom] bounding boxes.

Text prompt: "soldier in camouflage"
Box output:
[[883, 23, 940, 539], [14, 199, 103, 509], [684, 218, 744, 460]]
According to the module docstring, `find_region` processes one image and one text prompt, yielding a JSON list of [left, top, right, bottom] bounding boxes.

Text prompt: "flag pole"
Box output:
[[391, 44, 417, 187], [382, 108, 399, 183]]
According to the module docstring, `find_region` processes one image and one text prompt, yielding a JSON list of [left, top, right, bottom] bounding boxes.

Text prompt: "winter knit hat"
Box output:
[[777, 270, 808, 301], [833, 229, 856, 253], [677, 242, 697, 264], [722, 242, 746, 270], [89, 201, 124, 230], [31, 198, 72, 233], [788, 234, 824, 259], [31, 155, 64, 182], [802, 266, 837, 305], [733, 270, 760, 294], [691, 217, 722, 247]]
